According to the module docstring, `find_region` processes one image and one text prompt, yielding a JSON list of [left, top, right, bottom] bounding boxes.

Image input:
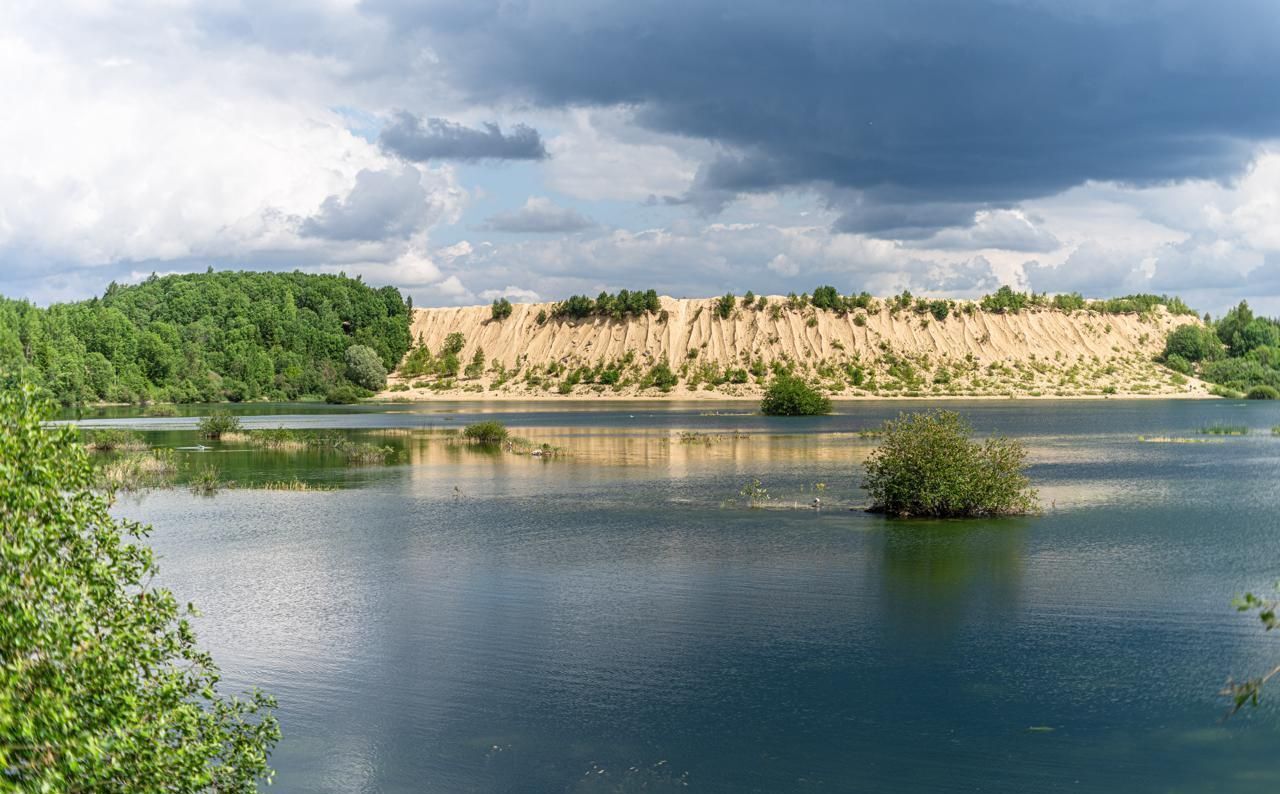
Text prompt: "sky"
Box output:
[[3, 0, 1280, 315]]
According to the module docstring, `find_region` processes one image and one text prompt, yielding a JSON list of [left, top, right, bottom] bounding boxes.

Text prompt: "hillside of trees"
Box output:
[[1162, 300, 1280, 397], [0, 270, 412, 405]]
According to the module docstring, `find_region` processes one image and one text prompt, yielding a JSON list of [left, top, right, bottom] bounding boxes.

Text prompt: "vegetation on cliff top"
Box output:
[[550, 289, 661, 320]]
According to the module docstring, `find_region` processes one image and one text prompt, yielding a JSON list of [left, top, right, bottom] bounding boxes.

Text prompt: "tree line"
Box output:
[[0, 270, 413, 406], [1163, 301, 1280, 397]]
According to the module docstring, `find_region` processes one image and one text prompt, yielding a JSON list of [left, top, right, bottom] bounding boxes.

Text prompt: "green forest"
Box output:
[[1162, 300, 1280, 398], [0, 270, 412, 406]]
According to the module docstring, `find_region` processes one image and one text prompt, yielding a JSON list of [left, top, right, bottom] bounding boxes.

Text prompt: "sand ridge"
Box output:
[[384, 296, 1209, 400]]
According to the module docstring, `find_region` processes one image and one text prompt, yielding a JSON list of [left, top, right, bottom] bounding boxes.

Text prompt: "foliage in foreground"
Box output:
[[462, 420, 510, 444], [862, 410, 1038, 518], [1225, 589, 1280, 715], [0, 382, 279, 791], [760, 375, 832, 416]]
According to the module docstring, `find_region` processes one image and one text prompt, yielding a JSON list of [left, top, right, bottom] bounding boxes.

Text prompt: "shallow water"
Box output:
[[96, 400, 1280, 792]]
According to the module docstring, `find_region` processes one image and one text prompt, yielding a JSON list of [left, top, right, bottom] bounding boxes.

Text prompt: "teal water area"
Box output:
[[88, 400, 1280, 792]]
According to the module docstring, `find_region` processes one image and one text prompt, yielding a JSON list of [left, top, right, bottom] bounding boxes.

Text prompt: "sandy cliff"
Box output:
[[383, 296, 1208, 400]]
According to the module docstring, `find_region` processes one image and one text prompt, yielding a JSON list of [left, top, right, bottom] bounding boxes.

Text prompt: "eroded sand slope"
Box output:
[[387, 296, 1207, 399]]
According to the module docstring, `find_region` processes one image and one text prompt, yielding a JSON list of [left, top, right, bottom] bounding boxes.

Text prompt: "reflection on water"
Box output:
[[879, 523, 1025, 642], [96, 401, 1280, 793]]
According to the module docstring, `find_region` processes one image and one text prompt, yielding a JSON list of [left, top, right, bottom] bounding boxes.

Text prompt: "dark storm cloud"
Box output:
[[832, 201, 984, 240], [362, 0, 1280, 229], [379, 111, 547, 162]]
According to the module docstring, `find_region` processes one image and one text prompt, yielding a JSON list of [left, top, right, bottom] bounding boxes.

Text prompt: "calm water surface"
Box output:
[[93, 400, 1280, 792]]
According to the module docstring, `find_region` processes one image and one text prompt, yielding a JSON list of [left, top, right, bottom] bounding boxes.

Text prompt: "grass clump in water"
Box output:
[[760, 375, 832, 416], [739, 478, 771, 508], [259, 479, 335, 492], [340, 442, 395, 465], [141, 403, 179, 417], [507, 436, 563, 457], [97, 450, 179, 492], [224, 427, 316, 449], [1200, 424, 1248, 436], [462, 421, 509, 445], [188, 465, 223, 496], [223, 427, 397, 464], [84, 428, 148, 452], [863, 410, 1038, 518]]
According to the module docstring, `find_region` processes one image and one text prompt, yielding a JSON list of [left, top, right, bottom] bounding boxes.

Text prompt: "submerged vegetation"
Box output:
[[189, 464, 224, 496], [1199, 424, 1248, 436], [96, 449, 181, 492], [83, 428, 149, 452], [86, 424, 400, 492], [739, 478, 771, 508], [862, 410, 1037, 518], [0, 382, 279, 789], [223, 427, 396, 464], [0, 270, 412, 406]]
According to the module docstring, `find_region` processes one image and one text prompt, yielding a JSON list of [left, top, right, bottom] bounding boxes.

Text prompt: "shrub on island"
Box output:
[[462, 421, 509, 445], [197, 410, 242, 439], [862, 410, 1038, 518], [760, 375, 832, 416], [1246, 385, 1279, 400]]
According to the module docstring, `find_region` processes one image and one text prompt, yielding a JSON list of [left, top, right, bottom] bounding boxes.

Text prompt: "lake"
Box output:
[[84, 399, 1280, 792]]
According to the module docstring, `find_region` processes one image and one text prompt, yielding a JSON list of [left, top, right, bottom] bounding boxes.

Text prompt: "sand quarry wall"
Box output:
[[405, 296, 1198, 375]]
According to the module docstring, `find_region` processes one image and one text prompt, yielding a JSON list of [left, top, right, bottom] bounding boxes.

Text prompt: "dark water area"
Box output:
[[95, 400, 1280, 792]]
